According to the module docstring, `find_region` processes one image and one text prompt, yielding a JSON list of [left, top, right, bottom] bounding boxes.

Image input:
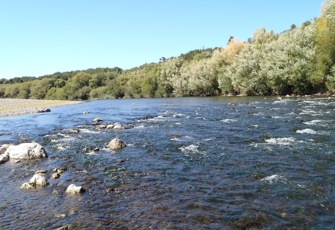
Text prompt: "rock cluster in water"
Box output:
[[20, 166, 85, 195], [0, 142, 86, 195], [2, 116, 134, 196]]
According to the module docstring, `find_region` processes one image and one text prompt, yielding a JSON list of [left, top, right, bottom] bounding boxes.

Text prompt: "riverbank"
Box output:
[[0, 99, 82, 117]]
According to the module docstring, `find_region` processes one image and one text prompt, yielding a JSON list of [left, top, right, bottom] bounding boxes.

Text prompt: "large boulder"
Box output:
[[107, 138, 126, 150], [5, 142, 47, 160]]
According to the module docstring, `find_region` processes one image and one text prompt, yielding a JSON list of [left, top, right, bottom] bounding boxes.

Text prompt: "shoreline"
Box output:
[[0, 99, 82, 117]]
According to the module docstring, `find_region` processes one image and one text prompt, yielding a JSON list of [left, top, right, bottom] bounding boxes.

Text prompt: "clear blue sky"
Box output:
[[0, 0, 324, 79]]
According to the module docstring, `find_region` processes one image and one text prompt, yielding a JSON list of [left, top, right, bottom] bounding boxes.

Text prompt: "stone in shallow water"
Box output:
[[66, 184, 85, 194], [21, 182, 34, 190], [53, 167, 67, 174], [93, 118, 103, 123], [29, 174, 48, 187], [68, 129, 80, 134], [107, 138, 126, 150], [35, 169, 48, 174], [52, 173, 60, 179]]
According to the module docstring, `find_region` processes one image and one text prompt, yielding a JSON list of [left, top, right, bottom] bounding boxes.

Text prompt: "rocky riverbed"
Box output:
[[0, 99, 81, 117]]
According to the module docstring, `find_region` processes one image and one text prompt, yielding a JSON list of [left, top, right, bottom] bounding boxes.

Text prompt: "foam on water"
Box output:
[[265, 137, 296, 145], [179, 144, 202, 154], [221, 119, 238, 123], [303, 120, 325, 126], [296, 129, 317, 134], [273, 98, 292, 104], [261, 175, 287, 184], [79, 128, 100, 134]]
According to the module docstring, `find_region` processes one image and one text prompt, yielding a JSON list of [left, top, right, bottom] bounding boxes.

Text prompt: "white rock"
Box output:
[[107, 138, 126, 150], [93, 118, 103, 123], [5, 142, 47, 160], [106, 124, 115, 129], [66, 184, 85, 194], [29, 174, 48, 187], [111, 123, 125, 130]]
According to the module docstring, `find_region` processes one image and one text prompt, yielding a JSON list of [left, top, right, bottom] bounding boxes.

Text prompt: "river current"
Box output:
[[0, 96, 335, 229]]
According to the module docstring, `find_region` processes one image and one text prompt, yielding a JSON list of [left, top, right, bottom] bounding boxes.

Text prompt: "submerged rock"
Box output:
[[93, 118, 103, 123], [51, 167, 67, 179], [66, 184, 85, 194], [107, 123, 125, 130], [96, 125, 107, 129], [35, 169, 48, 174], [52, 173, 60, 179], [84, 146, 100, 153], [5, 142, 47, 160], [21, 182, 34, 190], [68, 129, 80, 134], [54, 167, 67, 174], [56, 225, 71, 230], [107, 138, 126, 150]]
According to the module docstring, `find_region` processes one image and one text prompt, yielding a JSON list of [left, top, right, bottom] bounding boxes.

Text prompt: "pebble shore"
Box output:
[[0, 99, 81, 117]]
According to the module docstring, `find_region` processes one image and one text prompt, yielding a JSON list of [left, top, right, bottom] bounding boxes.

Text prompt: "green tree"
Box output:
[[30, 78, 54, 99], [314, 0, 335, 91]]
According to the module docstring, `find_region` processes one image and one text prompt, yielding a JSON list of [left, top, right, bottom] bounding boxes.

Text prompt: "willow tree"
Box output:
[[179, 59, 219, 96], [223, 28, 278, 95], [159, 58, 183, 97], [264, 23, 316, 95]]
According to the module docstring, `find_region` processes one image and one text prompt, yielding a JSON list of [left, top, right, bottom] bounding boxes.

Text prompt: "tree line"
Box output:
[[1, 0, 335, 100]]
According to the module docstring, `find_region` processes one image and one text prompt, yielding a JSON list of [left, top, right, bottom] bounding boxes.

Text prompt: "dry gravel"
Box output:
[[0, 99, 81, 117]]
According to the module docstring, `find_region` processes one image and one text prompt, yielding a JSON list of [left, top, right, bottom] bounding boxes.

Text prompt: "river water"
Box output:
[[0, 96, 335, 229]]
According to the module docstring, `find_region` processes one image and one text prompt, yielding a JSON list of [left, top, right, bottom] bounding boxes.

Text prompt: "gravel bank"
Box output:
[[0, 99, 82, 117]]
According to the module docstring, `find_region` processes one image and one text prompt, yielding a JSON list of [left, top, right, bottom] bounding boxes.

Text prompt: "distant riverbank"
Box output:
[[0, 99, 82, 117]]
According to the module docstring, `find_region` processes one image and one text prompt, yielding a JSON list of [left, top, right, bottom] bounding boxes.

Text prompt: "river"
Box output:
[[0, 96, 334, 229]]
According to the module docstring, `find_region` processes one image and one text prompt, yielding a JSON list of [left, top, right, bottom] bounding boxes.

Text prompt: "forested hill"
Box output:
[[1, 0, 335, 100]]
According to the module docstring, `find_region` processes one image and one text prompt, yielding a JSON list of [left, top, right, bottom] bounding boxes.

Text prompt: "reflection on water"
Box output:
[[1, 96, 335, 229]]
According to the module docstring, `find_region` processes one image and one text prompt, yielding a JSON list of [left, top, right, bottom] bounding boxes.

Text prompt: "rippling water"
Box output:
[[1, 96, 335, 229]]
